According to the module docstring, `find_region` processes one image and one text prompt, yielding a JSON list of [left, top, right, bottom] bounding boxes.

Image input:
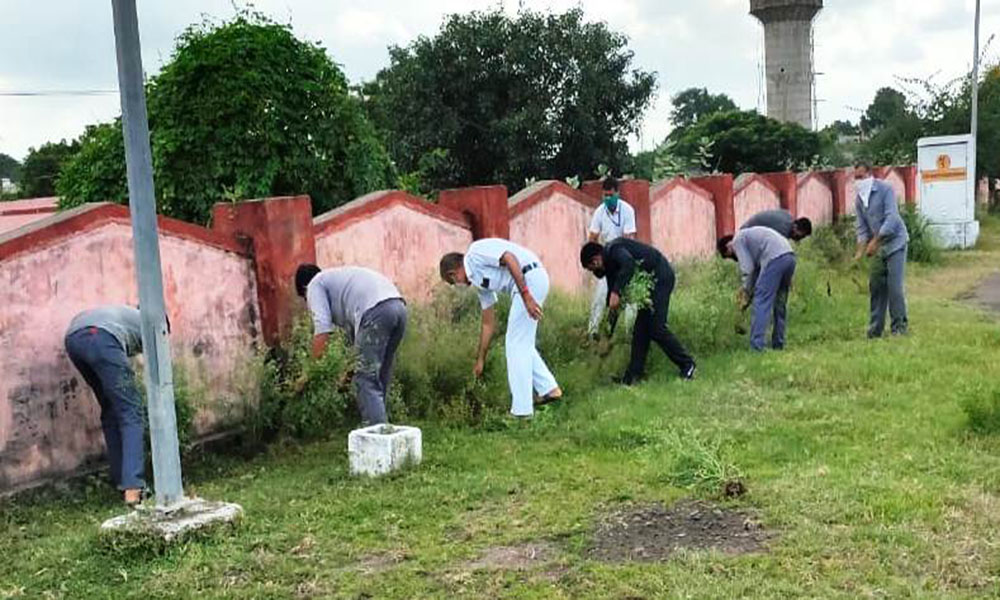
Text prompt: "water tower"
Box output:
[[750, 0, 823, 129]]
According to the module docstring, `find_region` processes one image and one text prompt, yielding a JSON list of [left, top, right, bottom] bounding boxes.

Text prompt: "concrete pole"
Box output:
[[111, 0, 184, 507], [971, 0, 981, 180]]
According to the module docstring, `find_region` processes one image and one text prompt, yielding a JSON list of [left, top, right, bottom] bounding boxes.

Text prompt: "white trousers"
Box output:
[[506, 268, 559, 416]]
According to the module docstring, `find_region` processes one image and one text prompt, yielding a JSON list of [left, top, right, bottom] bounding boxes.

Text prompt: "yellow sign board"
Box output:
[[921, 154, 967, 182]]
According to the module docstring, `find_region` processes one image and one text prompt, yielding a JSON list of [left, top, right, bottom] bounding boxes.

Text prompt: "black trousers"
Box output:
[[625, 268, 694, 381]]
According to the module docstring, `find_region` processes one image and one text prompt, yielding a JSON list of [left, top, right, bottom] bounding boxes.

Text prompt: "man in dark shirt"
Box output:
[[741, 209, 812, 241], [580, 239, 696, 385]]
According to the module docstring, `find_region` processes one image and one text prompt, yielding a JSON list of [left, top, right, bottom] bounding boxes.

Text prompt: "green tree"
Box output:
[[57, 122, 128, 208], [0, 153, 21, 183], [362, 8, 656, 192], [860, 87, 909, 135], [672, 110, 823, 174], [59, 12, 395, 223], [669, 88, 738, 136], [20, 140, 79, 197]]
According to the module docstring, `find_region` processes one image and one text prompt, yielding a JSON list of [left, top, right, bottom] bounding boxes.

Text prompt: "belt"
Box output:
[[521, 262, 540, 275]]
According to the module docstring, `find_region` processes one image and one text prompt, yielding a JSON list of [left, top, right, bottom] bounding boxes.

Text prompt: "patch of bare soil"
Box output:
[[589, 500, 770, 563], [966, 273, 1000, 313], [463, 541, 557, 571]]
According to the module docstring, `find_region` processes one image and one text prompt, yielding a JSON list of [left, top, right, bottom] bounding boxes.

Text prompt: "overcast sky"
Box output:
[[1, 0, 996, 161]]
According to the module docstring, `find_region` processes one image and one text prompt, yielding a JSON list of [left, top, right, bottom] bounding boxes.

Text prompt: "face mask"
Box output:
[[592, 267, 606, 279], [603, 194, 619, 212], [857, 177, 875, 207]]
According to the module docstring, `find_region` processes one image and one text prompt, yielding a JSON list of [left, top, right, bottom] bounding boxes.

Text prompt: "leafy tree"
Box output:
[[860, 87, 909, 135], [825, 120, 859, 137], [669, 88, 738, 135], [57, 122, 128, 208], [362, 8, 656, 192], [0, 153, 21, 183], [59, 12, 395, 223], [20, 140, 79, 197], [672, 110, 823, 174]]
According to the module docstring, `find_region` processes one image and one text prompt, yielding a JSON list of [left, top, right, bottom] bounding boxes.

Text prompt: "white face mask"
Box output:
[[857, 177, 875, 208]]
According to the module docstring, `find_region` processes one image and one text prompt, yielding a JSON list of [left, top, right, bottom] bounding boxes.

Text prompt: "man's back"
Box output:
[[741, 209, 794, 238], [306, 267, 402, 340], [67, 305, 143, 356], [604, 238, 669, 273]]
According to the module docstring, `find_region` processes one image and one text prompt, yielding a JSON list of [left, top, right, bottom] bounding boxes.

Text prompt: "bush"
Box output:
[[962, 387, 1000, 435], [901, 204, 941, 264], [659, 426, 742, 493]]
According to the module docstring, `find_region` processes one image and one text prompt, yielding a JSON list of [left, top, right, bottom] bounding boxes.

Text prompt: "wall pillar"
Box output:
[[820, 169, 851, 220], [212, 195, 316, 345], [438, 185, 509, 240], [898, 166, 918, 206], [691, 174, 735, 238], [761, 172, 798, 216]]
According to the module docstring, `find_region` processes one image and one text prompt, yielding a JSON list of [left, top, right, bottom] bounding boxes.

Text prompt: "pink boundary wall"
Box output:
[[650, 178, 717, 262], [313, 191, 474, 302], [0, 203, 259, 492], [0, 197, 59, 235], [796, 173, 834, 226], [733, 174, 781, 229], [508, 181, 599, 293]]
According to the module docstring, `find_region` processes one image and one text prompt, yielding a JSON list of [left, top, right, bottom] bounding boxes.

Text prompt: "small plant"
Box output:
[[622, 266, 655, 312], [660, 427, 742, 494], [961, 387, 1000, 435], [901, 204, 942, 263]]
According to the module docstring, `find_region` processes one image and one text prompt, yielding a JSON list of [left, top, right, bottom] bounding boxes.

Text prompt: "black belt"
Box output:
[[522, 262, 539, 275]]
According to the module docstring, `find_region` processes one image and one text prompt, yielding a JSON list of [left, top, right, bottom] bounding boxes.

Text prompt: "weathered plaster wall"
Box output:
[[797, 175, 834, 226], [650, 180, 717, 262], [734, 178, 781, 229], [509, 185, 594, 294], [315, 202, 473, 302], [884, 170, 907, 205], [0, 220, 259, 491]]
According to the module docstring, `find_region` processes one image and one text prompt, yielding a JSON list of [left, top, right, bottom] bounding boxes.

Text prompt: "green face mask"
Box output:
[[603, 194, 619, 212]]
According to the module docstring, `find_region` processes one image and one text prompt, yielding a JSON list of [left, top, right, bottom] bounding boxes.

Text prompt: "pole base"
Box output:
[[99, 497, 242, 553]]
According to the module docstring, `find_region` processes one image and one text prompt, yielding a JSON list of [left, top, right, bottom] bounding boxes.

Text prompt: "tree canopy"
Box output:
[[669, 88, 738, 136], [361, 8, 656, 193], [58, 12, 395, 223], [0, 153, 20, 183], [672, 110, 823, 175], [20, 141, 79, 197]]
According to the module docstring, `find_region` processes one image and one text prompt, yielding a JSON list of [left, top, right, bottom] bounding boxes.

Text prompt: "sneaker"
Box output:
[[680, 363, 697, 380]]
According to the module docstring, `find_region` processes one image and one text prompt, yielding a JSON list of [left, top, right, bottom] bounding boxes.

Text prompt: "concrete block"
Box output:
[[929, 221, 980, 250], [100, 497, 242, 545], [348, 424, 422, 476]]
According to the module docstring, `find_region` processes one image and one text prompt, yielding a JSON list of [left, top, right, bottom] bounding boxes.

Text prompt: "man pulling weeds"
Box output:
[[580, 238, 696, 386]]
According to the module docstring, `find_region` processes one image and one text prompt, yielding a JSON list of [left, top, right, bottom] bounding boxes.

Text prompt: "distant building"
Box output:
[[1, 178, 18, 194]]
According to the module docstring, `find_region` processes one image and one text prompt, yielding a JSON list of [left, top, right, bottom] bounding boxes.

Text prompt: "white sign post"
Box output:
[[917, 134, 979, 249]]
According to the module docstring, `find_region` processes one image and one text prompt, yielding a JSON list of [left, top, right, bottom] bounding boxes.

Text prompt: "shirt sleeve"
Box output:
[[608, 246, 635, 297], [306, 284, 334, 335], [588, 208, 602, 234], [478, 289, 498, 310], [734, 235, 758, 292], [623, 205, 637, 235]]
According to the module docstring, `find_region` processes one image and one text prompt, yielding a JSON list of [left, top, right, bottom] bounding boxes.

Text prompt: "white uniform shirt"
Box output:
[[588, 199, 637, 243], [463, 238, 542, 309]]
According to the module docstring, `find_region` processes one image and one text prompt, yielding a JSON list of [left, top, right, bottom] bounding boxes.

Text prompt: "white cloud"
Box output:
[[0, 0, 994, 160]]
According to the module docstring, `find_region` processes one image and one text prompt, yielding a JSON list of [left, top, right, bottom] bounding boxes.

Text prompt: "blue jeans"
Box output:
[[65, 327, 146, 490], [355, 299, 408, 425], [869, 246, 908, 338], [751, 253, 797, 351]]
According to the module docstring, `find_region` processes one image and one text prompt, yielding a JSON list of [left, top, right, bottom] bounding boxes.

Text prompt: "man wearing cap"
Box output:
[[439, 239, 562, 418]]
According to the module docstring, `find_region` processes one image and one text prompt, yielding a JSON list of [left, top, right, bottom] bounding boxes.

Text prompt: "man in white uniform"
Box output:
[[588, 177, 637, 336], [439, 239, 562, 418]]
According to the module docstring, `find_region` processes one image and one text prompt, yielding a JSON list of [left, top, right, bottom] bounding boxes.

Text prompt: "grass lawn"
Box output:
[[4, 220, 1000, 599]]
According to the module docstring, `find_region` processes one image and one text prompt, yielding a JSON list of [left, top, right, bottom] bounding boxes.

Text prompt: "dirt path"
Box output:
[[970, 273, 1000, 313]]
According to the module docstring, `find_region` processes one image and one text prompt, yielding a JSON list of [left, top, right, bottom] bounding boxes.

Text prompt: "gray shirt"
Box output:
[[741, 209, 794, 238], [67, 305, 143, 356], [856, 179, 909, 257], [733, 226, 794, 292], [305, 267, 403, 343]]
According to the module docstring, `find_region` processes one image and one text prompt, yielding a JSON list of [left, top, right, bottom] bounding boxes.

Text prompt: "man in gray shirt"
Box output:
[[854, 162, 909, 337], [741, 209, 813, 242], [64, 305, 147, 505], [295, 264, 407, 425], [718, 227, 797, 351]]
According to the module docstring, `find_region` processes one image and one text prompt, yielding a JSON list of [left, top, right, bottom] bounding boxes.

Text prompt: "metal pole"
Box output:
[[111, 0, 184, 507], [971, 0, 981, 179]]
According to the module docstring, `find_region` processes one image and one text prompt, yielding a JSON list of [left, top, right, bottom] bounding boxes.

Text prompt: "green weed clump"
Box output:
[[901, 204, 941, 264], [961, 387, 1000, 435], [659, 426, 742, 494]]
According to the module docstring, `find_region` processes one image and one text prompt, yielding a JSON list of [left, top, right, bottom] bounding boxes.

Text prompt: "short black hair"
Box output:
[[854, 160, 873, 171], [716, 235, 734, 258], [439, 252, 464, 281], [295, 263, 321, 298], [580, 242, 604, 267], [602, 176, 619, 191], [793, 217, 812, 236]]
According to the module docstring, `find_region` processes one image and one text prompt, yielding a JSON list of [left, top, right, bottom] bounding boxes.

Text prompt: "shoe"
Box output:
[[681, 363, 697, 380], [612, 374, 637, 386], [534, 388, 563, 407]]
